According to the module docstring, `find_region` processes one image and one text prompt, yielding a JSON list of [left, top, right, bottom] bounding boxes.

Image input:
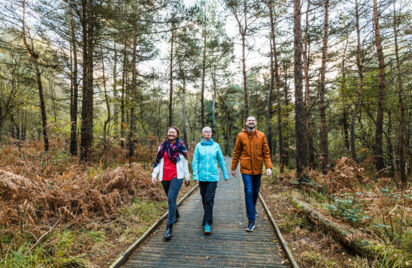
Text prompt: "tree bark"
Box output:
[[293, 0, 307, 178], [128, 25, 138, 159], [120, 40, 127, 148], [319, 0, 329, 175], [268, 0, 283, 168], [201, 29, 207, 128], [69, 1, 78, 156], [350, 0, 364, 162], [22, 0, 49, 152], [231, 0, 249, 119], [373, 0, 386, 172], [341, 39, 350, 153], [292, 198, 394, 261], [393, 0, 406, 187], [80, 0, 95, 161], [283, 61, 290, 166], [112, 42, 119, 135], [101, 48, 110, 166], [168, 27, 175, 127], [303, 0, 314, 168]]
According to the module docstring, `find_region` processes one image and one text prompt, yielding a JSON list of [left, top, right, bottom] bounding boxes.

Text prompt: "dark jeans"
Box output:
[[241, 173, 262, 223], [162, 178, 183, 225], [199, 181, 217, 226]]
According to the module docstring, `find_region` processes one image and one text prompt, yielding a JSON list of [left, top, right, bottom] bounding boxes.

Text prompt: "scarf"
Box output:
[[200, 138, 214, 146], [154, 138, 187, 168]]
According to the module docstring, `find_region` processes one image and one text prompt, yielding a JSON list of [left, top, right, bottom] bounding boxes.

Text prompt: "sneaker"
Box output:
[[204, 223, 211, 235], [245, 222, 255, 232]]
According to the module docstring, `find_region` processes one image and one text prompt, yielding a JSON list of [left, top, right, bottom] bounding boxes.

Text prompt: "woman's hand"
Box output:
[[185, 180, 190, 187], [151, 177, 157, 185]]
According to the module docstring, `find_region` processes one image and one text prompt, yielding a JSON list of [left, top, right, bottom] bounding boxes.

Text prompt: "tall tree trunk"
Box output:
[[69, 3, 78, 155], [232, 0, 248, 119], [303, 0, 314, 168], [341, 38, 350, 153], [101, 48, 110, 166], [393, 1, 406, 186], [319, 0, 329, 174], [211, 66, 217, 134], [168, 27, 175, 127], [201, 29, 207, 128], [112, 43, 119, 135], [241, 30, 248, 119], [373, 0, 386, 172], [22, 0, 49, 152], [182, 73, 188, 147], [283, 61, 290, 166], [120, 40, 127, 148], [268, 0, 283, 168], [293, 0, 307, 178], [178, 60, 188, 147], [128, 25, 137, 159], [350, 0, 364, 162], [80, 0, 95, 161], [267, 13, 274, 158]]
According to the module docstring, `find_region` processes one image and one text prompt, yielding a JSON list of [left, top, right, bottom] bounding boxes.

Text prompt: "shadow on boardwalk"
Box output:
[[124, 158, 288, 268]]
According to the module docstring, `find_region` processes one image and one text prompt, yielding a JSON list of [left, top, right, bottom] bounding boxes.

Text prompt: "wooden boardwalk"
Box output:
[[124, 158, 288, 267]]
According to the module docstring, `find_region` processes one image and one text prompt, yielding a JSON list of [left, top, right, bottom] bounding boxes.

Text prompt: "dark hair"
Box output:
[[167, 126, 180, 137]]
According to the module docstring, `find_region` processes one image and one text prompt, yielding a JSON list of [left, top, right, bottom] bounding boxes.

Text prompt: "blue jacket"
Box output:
[[192, 138, 229, 181]]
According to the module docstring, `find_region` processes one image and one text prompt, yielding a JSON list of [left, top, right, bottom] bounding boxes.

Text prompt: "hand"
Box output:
[[151, 177, 157, 185], [231, 170, 236, 177], [266, 168, 272, 177], [185, 180, 190, 187], [224, 178, 229, 182]]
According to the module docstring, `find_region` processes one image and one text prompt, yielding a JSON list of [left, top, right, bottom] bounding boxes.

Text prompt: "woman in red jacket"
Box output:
[[151, 126, 190, 241]]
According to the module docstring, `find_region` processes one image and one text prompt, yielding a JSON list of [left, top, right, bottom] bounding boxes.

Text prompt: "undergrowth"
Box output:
[[0, 138, 194, 267]]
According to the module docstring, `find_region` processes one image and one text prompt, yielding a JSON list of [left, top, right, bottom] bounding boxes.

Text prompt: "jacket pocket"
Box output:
[[240, 157, 252, 171], [255, 156, 263, 170]]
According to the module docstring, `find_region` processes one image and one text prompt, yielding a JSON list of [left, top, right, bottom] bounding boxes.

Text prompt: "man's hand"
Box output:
[[231, 170, 236, 177], [185, 180, 190, 187], [266, 168, 272, 177], [151, 177, 157, 185]]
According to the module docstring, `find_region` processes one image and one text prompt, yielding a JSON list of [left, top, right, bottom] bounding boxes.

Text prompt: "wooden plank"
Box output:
[[109, 183, 200, 268]]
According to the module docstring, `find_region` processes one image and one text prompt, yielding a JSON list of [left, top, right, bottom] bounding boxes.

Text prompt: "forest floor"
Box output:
[[0, 139, 196, 267], [261, 159, 411, 268]]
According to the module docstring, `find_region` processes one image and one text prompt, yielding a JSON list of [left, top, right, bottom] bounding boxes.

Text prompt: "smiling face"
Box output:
[[245, 116, 256, 129], [202, 127, 212, 140], [167, 128, 178, 142]]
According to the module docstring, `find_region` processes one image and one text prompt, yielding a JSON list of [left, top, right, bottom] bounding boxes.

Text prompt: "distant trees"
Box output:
[[0, 0, 410, 185]]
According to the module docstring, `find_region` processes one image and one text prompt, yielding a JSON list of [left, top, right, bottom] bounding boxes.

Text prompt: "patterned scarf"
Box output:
[[153, 138, 188, 168]]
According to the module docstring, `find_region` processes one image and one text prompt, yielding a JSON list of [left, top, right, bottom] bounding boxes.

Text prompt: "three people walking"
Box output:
[[152, 117, 272, 241], [192, 127, 229, 234]]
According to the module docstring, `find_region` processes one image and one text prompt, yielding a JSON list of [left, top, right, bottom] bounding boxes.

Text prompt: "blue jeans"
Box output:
[[162, 178, 183, 225], [241, 173, 262, 223]]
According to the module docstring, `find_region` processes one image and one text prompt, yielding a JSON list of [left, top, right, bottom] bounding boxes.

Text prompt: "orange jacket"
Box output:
[[231, 128, 272, 175]]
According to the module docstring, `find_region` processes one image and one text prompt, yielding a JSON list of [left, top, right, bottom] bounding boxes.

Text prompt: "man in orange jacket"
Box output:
[[231, 116, 272, 232]]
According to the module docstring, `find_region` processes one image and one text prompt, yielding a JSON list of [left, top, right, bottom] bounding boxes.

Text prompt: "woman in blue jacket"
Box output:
[[192, 126, 229, 234]]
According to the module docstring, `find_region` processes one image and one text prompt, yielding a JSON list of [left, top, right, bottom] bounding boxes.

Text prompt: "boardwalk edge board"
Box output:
[[109, 184, 200, 268], [259, 193, 299, 268]]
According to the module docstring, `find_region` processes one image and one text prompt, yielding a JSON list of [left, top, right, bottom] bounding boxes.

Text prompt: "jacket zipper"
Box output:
[[206, 145, 209, 181]]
